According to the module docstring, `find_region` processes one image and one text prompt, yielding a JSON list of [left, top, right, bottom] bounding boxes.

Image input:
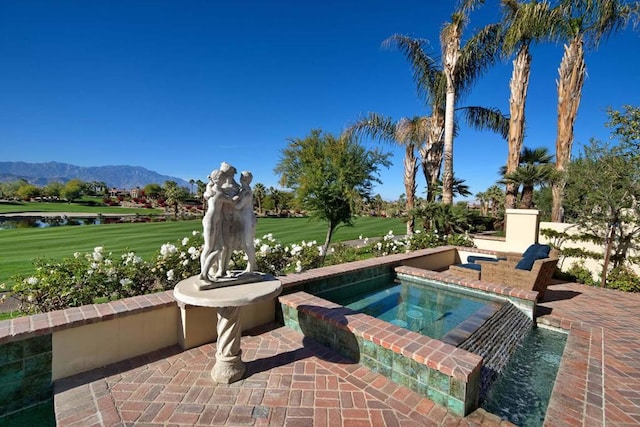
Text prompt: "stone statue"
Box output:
[[198, 162, 258, 288]]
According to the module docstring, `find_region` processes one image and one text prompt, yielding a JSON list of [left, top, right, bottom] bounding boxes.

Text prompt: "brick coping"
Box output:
[[0, 291, 176, 345], [395, 265, 539, 302], [279, 291, 482, 383]]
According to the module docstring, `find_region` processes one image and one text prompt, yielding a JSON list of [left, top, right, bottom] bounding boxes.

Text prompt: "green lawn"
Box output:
[[0, 216, 405, 286]]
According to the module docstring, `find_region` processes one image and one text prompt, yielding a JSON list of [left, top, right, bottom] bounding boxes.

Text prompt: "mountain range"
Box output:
[[0, 161, 190, 189]]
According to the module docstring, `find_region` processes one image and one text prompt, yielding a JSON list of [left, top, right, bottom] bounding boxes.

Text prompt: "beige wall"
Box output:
[[474, 209, 540, 254], [538, 221, 640, 279], [52, 299, 276, 381], [400, 249, 457, 270]]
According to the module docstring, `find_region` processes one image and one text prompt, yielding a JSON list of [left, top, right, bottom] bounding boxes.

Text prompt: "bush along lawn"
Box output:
[[5, 228, 473, 316]]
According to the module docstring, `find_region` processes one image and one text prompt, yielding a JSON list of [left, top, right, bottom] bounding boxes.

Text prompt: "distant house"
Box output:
[[109, 187, 140, 198]]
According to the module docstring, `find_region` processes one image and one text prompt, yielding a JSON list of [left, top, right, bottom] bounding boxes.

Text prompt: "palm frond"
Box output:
[[502, 0, 562, 53], [456, 23, 503, 97], [383, 34, 441, 106], [458, 106, 510, 140], [343, 113, 396, 144], [396, 116, 431, 145]]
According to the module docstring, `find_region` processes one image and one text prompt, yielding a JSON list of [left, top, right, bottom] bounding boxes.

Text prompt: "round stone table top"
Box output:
[[173, 275, 283, 308]]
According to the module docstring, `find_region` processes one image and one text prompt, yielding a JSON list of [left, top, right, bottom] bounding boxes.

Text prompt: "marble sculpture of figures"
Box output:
[[199, 162, 257, 281]]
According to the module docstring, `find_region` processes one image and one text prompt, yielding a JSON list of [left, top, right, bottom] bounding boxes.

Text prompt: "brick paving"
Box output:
[[538, 281, 640, 426], [50, 278, 640, 426], [54, 322, 509, 426]]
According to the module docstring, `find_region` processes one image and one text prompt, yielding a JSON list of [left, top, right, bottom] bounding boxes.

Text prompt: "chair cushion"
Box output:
[[467, 255, 499, 264], [455, 263, 482, 271], [521, 244, 551, 259], [515, 250, 547, 271]]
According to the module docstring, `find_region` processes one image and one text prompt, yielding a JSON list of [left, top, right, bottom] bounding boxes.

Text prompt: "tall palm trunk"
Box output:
[[441, 22, 460, 206], [442, 87, 456, 205], [505, 45, 532, 209], [552, 38, 585, 222], [403, 145, 417, 235], [421, 111, 445, 203], [519, 184, 535, 209]]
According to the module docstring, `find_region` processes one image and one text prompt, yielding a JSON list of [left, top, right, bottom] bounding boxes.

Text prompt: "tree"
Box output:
[[268, 187, 283, 215], [163, 181, 190, 219], [551, 0, 637, 221], [143, 183, 163, 200], [565, 140, 640, 287], [500, 146, 554, 208], [275, 129, 391, 257], [61, 179, 85, 203], [439, 0, 503, 204], [16, 183, 41, 200], [385, 21, 506, 204], [501, 0, 560, 209], [253, 183, 266, 214], [43, 181, 64, 199], [486, 184, 506, 218], [345, 113, 429, 234]]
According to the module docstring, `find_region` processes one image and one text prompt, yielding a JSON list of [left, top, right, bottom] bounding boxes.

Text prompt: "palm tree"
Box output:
[[433, 174, 473, 201], [253, 183, 266, 214], [386, 10, 504, 205], [486, 185, 506, 217], [501, 0, 560, 209], [551, 0, 637, 221], [344, 113, 429, 234], [501, 146, 554, 208], [475, 190, 489, 216], [189, 179, 195, 195], [440, 0, 504, 204]]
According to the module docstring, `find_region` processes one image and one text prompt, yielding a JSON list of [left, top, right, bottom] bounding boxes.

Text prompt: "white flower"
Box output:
[[26, 277, 39, 285], [160, 243, 177, 257], [359, 235, 363, 240], [192, 230, 198, 236], [91, 262, 99, 269], [259, 244, 271, 255], [295, 260, 303, 273], [318, 246, 325, 257], [27, 294, 34, 302], [254, 238, 261, 246], [74, 252, 81, 258], [92, 251, 103, 262], [182, 259, 189, 266], [94, 246, 104, 253], [364, 238, 369, 244], [290, 244, 302, 256], [120, 278, 132, 286], [167, 269, 175, 281], [104, 259, 113, 266], [182, 237, 189, 246]]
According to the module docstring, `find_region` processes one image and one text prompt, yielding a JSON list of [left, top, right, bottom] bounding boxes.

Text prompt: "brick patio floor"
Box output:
[[53, 279, 640, 426]]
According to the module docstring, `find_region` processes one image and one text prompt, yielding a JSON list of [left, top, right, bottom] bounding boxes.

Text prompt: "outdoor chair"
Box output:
[[448, 244, 558, 297], [476, 256, 558, 298]]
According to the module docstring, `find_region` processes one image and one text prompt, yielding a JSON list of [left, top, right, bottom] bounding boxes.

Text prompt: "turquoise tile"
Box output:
[[24, 353, 52, 378], [427, 387, 448, 407], [416, 365, 430, 385], [377, 346, 393, 368], [0, 341, 24, 366], [0, 360, 24, 384], [23, 335, 52, 357], [428, 369, 450, 394], [362, 340, 377, 359], [393, 353, 416, 378], [447, 396, 465, 416], [450, 377, 466, 401], [417, 380, 429, 396]]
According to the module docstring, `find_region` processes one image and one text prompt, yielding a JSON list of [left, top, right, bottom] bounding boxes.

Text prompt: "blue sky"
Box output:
[[1, 1, 639, 200]]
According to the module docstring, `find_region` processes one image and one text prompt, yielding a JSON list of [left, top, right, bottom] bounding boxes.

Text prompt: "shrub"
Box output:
[[606, 265, 640, 292]]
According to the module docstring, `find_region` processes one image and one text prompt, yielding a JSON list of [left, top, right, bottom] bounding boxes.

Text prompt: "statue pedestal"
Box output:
[[173, 275, 282, 384]]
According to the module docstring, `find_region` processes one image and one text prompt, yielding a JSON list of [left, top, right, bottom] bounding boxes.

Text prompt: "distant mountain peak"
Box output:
[[0, 161, 190, 189]]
